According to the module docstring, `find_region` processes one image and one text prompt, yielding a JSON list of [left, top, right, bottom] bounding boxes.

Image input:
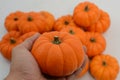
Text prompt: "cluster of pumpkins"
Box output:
[[0, 1, 119, 80]]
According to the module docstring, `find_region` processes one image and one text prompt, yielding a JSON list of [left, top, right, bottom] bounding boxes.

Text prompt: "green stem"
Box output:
[[84, 5, 89, 12], [90, 38, 96, 43], [28, 16, 33, 21], [10, 38, 16, 44], [53, 36, 61, 44]]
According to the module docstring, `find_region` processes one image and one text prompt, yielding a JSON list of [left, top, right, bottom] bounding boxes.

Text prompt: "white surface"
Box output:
[[0, 0, 120, 80]]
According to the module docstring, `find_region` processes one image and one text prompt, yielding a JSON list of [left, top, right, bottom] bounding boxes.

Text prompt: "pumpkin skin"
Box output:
[[87, 10, 111, 33], [18, 12, 47, 34], [60, 26, 86, 45], [31, 31, 85, 77], [20, 32, 37, 41], [90, 54, 119, 80], [85, 32, 106, 58], [77, 55, 89, 78], [4, 11, 24, 31], [0, 31, 22, 60], [73, 1, 100, 27], [39, 11, 55, 31], [53, 15, 76, 31]]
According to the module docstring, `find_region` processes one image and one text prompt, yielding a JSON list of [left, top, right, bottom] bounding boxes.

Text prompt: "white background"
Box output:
[[0, 0, 120, 80]]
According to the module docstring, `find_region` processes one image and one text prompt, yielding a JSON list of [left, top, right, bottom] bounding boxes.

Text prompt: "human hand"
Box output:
[[5, 33, 84, 80]]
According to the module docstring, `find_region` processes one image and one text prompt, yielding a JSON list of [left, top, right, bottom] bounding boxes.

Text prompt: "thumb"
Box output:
[[21, 33, 40, 50]]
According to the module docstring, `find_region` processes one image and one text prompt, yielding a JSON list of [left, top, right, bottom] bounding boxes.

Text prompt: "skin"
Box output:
[[5, 33, 83, 80]]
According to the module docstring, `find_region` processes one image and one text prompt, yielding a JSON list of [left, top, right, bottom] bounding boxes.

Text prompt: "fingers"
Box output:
[[21, 33, 40, 50], [83, 46, 87, 53]]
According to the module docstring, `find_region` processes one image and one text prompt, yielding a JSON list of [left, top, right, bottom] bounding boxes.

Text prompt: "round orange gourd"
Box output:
[[31, 31, 85, 77], [87, 10, 111, 33], [18, 12, 47, 34], [20, 32, 37, 41], [0, 31, 22, 60], [73, 1, 100, 27], [90, 54, 119, 80], [53, 15, 76, 31], [77, 55, 89, 78], [4, 11, 24, 31], [39, 11, 55, 31], [85, 32, 106, 58], [60, 26, 86, 45]]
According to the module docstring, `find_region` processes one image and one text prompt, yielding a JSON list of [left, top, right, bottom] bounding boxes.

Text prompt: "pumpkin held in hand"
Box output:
[[90, 54, 119, 80], [85, 32, 106, 58], [31, 31, 85, 77], [0, 31, 22, 60], [60, 26, 86, 45], [73, 1, 100, 27], [4, 11, 24, 31], [54, 15, 76, 31], [87, 10, 111, 33]]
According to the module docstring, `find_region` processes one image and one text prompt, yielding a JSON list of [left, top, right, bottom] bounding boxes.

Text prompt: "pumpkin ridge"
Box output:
[[59, 44, 65, 75], [45, 44, 53, 74], [65, 42, 79, 68], [63, 39, 84, 68]]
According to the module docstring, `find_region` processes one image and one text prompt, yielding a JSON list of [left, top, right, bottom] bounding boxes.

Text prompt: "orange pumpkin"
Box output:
[[4, 11, 24, 31], [0, 31, 22, 60], [60, 26, 86, 45], [90, 54, 119, 80], [20, 32, 37, 41], [18, 12, 47, 34], [85, 32, 106, 58], [77, 55, 89, 78], [87, 10, 111, 33], [39, 11, 55, 31], [73, 1, 100, 27], [31, 31, 85, 77], [53, 15, 76, 31]]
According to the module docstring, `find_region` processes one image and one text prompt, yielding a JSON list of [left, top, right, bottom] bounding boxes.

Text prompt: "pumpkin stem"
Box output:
[[10, 38, 16, 44], [64, 21, 69, 25], [28, 16, 33, 21], [102, 61, 107, 66], [53, 36, 61, 44], [69, 29, 75, 34], [90, 38, 96, 43], [84, 5, 89, 12], [14, 17, 18, 21]]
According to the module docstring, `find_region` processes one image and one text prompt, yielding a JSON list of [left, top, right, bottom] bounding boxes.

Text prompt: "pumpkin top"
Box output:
[[54, 15, 76, 31]]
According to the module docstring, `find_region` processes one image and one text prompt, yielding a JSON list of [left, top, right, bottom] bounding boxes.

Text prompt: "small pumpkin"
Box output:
[[0, 31, 22, 60], [77, 55, 89, 78], [18, 12, 47, 34], [20, 32, 37, 41], [31, 31, 85, 77], [39, 11, 55, 31], [73, 1, 100, 27], [85, 32, 106, 58], [87, 10, 111, 33], [4, 11, 24, 31], [60, 26, 86, 45], [90, 54, 119, 80], [53, 15, 76, 31]]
